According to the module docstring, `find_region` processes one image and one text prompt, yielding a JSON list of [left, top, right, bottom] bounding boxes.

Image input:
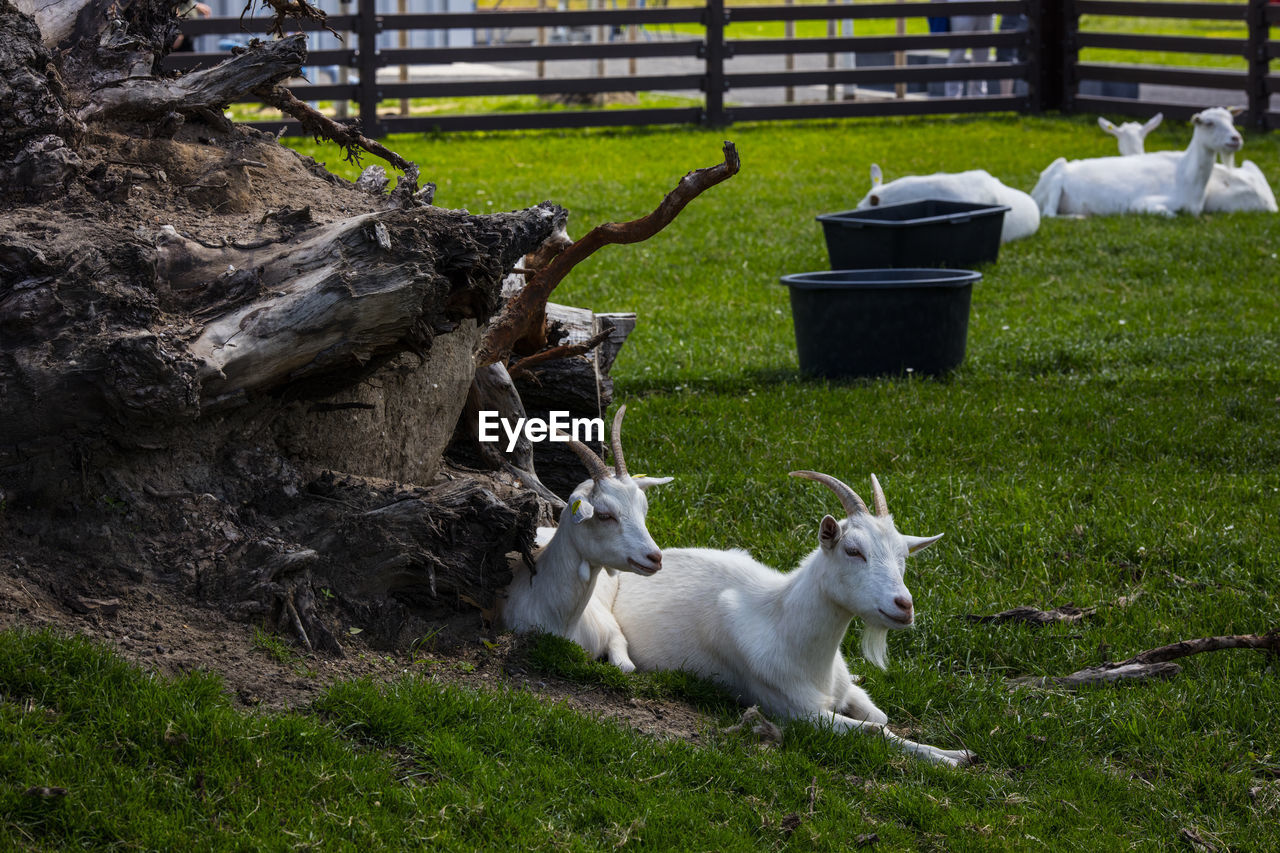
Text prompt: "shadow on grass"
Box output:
[[525, 633, 741, 718]]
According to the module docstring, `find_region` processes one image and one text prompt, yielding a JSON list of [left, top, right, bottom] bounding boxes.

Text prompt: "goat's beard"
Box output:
[[861, 626, 889, 671]]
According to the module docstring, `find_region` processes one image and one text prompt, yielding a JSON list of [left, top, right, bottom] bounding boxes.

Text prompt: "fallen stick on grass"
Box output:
[[965, 604, 1096, 625], [1011, 630, 1280, 688], [962, 592, 1142, 627]]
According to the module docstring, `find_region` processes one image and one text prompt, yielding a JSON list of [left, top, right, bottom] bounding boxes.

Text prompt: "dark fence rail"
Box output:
[[166, 0, 1277, 136], [1069, 0, 1279, 128]]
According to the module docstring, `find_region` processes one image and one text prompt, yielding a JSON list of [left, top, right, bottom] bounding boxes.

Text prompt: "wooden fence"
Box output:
[[167, 0, 1280, 136]]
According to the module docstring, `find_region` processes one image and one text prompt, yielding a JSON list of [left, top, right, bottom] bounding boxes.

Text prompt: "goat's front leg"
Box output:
[[833, 672, 888, 726], [606, 631, 636, 673], [812, 711, 976, 767]]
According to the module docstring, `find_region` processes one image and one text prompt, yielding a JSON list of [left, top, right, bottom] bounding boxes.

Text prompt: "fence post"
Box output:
[[1245, 0, 1268, 131], [357, 0, 383, 137], [1028, 0, 1070, 113], [701, 0, 729, 127]]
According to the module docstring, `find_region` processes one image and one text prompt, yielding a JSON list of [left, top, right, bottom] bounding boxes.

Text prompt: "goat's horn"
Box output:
[[790, 471, 869, 517], [610, 404, 628, 479], [558, 432, 612, 481], [870, 473, 889, 517]]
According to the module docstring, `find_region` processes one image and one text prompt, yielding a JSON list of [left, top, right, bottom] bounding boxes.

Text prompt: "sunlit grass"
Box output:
[[5, 115, 1280, 850]]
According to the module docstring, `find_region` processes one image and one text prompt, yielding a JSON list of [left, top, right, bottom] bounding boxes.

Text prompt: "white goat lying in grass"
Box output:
[[502, 406, 671, 671], [1033, 107, 1243, 216], [1098, 111, 1277, 213], [855, 165, 1040, 242], [600, 470, 975, 767]]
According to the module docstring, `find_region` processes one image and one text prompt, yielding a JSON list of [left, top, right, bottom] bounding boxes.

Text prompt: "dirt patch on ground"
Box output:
[[0, 556, 714, 743]]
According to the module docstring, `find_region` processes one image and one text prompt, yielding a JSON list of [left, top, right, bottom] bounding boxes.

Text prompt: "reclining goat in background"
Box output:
[[1032, 107, 1244, 216], [1098, 111, 1277, 214], [599, 470, 975, 766], [854, 164, 1041, 242]]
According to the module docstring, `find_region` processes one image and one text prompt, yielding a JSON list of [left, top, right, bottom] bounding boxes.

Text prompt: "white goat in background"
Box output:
[[855, 165, 1041, 242], [1099, 111, 1277, 213], [601, 470, 975, 767], [501, 406, 671, 671], [1098, 113, 1163, 156], [1033, 107, 1243, 216]]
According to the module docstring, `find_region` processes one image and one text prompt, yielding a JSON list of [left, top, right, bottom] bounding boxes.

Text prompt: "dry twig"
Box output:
[[251, 84, 419, 192], [507, 325, 615, 380], [1011, 630, 1280, 689], [477, 141, 740, 367]]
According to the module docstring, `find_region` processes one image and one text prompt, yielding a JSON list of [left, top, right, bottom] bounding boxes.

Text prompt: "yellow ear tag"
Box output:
[[633, 474, 646, 479], [571, 499, 591, 524]]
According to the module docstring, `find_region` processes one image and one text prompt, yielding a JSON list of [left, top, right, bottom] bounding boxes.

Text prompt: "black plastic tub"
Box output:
[[817, 199, 1009, 269], [780, 269, 981, 378]]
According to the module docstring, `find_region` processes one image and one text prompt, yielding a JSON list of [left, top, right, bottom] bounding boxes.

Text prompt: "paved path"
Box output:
[[372, 27, 1276, 112]]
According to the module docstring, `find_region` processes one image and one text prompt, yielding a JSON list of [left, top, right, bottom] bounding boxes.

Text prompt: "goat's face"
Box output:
[[562, 474, 671, 576], [818, 513, 940, 630], [793, 471, 943, 670], [1192, 107, 1243, 155]]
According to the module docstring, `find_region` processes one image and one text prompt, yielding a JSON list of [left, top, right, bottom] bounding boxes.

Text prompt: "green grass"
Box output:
[[7, 115, 1280, 849]]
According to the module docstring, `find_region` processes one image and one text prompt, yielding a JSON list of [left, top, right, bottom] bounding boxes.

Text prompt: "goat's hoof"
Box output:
[[615, 660, 637, 674], [950, 749, 979, 767]]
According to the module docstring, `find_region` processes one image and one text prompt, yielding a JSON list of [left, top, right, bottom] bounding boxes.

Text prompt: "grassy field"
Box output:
[[5, 116, 1280, 849]]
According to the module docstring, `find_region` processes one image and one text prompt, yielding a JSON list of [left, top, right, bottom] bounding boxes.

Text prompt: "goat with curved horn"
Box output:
[[502, 405, 673, 672], [870, 473, 889, 518], [790, 470, 869, 517], [610, 404, 629, 478], [561, 433, 613, 482], [601, 471, 969, 766]]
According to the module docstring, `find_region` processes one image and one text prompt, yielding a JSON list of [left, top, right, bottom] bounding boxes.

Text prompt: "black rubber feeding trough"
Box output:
[[817, 200, 1009, 269], [780, 268, 981, 378]]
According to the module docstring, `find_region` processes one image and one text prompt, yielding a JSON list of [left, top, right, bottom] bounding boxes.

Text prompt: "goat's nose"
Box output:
[[647, 551, 662, 568], [894, 595, 913, 615]]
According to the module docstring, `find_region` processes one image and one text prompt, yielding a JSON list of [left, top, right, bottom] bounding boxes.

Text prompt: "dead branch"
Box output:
[[476, 140, 741, 367], [508, 325, 614, 381], [79, 34, 307, 124], [963, 592, 1141, 627], [965, 604, 1096, 626], [244, 0, 340, 39], [251, 83, 419, 196], [1011, 630, 1280, 689]]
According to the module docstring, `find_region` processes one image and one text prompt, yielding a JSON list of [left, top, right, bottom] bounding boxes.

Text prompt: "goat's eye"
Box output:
[[595, 512, 616, 523], [844, 546, 862, 559]]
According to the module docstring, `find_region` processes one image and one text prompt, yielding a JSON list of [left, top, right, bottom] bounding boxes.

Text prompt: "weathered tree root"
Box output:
[[1011, 630, 1280, 688], [461, 363, 565, 512], [80, 33, 308, 124]]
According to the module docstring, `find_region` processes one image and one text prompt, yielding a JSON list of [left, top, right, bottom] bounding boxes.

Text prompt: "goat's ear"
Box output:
[[1143, 112, 1163, 134], [870, 163, 883, 187], [818, 515, 841, 549], [1098, 116, 1116, 134], [570, 498, 595, 524], [904, 533, 944, 554], [1228, 105, 1244, 117], [631, 475, 673, 491], [568, 482, 597, 524]]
